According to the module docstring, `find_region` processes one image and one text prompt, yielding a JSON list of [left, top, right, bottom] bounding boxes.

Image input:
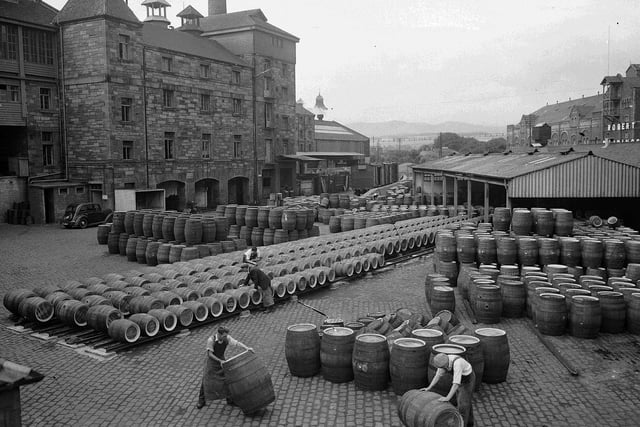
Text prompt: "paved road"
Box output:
[[1, 223, 639, 426]]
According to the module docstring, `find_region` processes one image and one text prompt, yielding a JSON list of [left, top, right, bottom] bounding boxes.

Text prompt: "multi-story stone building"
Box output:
[[0, 0, 300, 223], [601, 64, 640, 143]]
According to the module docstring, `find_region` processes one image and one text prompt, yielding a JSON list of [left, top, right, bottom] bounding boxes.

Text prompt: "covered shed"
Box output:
[[412, 143, 640, 227]]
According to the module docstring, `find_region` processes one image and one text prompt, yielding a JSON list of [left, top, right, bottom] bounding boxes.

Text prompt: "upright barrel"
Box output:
[[427, 344, 466, 397], [352, 333, 390, 391], [320, 327, 355, 383], [447, 334, 484, 392], [285, 323, 321, 377], [475, 328, 509, 384], [223, 350, 276, 415], [569, 295, 601, 338], [390, 338, 429, 396]]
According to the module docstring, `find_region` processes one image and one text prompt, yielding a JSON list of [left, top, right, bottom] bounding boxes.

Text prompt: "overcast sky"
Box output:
[[46, 0, 640, 126]]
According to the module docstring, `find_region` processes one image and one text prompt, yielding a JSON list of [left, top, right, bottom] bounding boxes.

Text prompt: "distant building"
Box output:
[[601, 64, 640, 143]]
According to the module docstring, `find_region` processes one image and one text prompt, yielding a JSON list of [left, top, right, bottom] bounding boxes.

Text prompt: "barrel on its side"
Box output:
[[223, 350, 276, 415], [397, 390, 464, 427]]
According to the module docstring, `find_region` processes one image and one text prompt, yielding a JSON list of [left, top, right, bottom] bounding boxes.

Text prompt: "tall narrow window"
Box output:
[[162, 89, 174, 108], [118, 35, 130, 60], [201, 134, 211, 158], [233, 98, 242, 115], [164, 132, 174, 159], [40, 88, 51, 110], [0, 24, 18, 60], [162, 57, 172, 72], [232, 70, 241, 84], [200, 64, 210, 78], [282, 139, 289, 155], [200, 93, 210, 112], [265, 103, 273, 127], [265, 139, 273, 163], [282, 86, 289, 99], [282, 115, 289, 129], [122, 140, 133, 160], [233, 135, 242, 158], [42, 132, 53, 166], [121, 97, 132, 121]]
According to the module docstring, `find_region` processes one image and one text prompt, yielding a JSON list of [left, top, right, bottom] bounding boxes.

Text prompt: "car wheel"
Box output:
[[78, 218, 89, 229]]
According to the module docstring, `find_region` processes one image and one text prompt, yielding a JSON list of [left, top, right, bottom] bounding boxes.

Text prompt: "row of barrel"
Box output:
[[492, 207, 575, 237]]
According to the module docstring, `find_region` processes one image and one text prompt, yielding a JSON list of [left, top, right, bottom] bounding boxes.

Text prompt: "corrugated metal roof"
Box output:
[[200, 9, 299, 41], [569, 142, 640, 168], [314, 120, 369, 142], [142, 24, 248, 66], [301, 152, 364, 158], [55, 0, 139, 25], [1, 0, 58, 27]]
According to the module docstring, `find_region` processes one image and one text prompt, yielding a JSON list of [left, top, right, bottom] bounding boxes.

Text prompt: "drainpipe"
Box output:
[[59, 25, 69, 181], [142, 45, 149, 188]]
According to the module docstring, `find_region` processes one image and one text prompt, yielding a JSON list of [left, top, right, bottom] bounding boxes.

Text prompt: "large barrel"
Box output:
[[108, 318, 141, 343], [604, 240, 626, 269], [447, 334, 484, 392], [554, 210, 574, 236], [474, 285, 502, 324], [320, 326, 355, 383], [430, 286, 455, 314], [500, 279, 525, 318], [133, 211, 146, 237], [538, 238, 560, 266], [390, 338, 429, 396], [285, 323, 321, 377], [352, 333, 389, 391], [598, 291, 626, 333], [627, 293, 640, 334], [151, 214, 165, 240], [274, 229, 289, 244], [496, 237, 517, 265], [581, 239, 603, 269], [97, 224, 110, 244], [474, 328, 509, 384], [263, 228, 275, 246], [257, 207, 270, 228], [57, 300, 89, 327], [569, 295, 601, 338], [184, 218, 203, 246], [18, 296, 54, 323], [511, 209, 532, 235], [87, 305, 122, 332], [214, 217, 228, 241], [536, 293, 567, 336], [235, 205, 248, 227], [476, 237, 497, 265], [397, 390, 464, 427], [251, 227, 264, 246], [268, 207, 283, 229], [3, 288, 37, 315], [142, 212, 155, 238], [517, 237, 538, 266], [560, 238, 582, 267], [411, 329, 445, 355], [535, 210, 554, 237], [435, 233, 456, 262], [492, 207, 511, 232], [281, 209, 297, 231], [223, 350, 276, 415], [161, 216, 176, 241]]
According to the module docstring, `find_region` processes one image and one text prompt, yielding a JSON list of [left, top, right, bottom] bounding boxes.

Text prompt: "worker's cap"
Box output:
[[433, 353, 449, 369]]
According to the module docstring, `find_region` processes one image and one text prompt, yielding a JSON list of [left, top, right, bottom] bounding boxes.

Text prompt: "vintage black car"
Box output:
[[62, 203, 113, 229]]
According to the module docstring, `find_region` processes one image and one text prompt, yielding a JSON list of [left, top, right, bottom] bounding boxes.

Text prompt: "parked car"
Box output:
[[62, 203, 113, 229]]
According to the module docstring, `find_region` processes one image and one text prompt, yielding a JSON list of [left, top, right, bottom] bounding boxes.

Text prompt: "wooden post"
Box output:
[[467, 179, 472, 218], [453, 177, 458, 212], [442, 175, 447, 207], [505, 184, 511, 211], [484, 182, 490, 223], [430, 174, 435, 205]]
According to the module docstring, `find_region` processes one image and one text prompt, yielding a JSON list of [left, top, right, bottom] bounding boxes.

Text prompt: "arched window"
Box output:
[[560, 132, 569, 145]]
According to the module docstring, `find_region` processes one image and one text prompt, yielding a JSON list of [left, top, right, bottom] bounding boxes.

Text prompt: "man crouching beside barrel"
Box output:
[[197, 326, 252, 409], [421, 353, 475, 426]]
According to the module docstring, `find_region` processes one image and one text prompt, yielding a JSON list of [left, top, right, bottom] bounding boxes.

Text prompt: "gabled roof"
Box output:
[[296, 103, 314, 116], [177, 5, 203, 18], [571, 142, 640, 168], [142, 23, 247, 66], [55, 0, 139, 25], [527, 95, 602, 126], [314, 120, 369, 142], [0, 0, 58, 27], [200, 9, 299, 42], [600, 74, 624, 85]]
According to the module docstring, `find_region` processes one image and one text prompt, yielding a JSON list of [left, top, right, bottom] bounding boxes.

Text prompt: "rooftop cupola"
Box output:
[[177, 5, 204, 35], [142, 0, 171, 27], [313, 92, 328, 120]]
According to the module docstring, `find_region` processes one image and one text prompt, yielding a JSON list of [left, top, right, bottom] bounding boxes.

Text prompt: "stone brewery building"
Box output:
[[0, 0, 301, 223]]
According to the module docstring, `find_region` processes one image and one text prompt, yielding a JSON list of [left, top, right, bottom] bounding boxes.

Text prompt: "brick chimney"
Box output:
[[209, 0, 227, 16]]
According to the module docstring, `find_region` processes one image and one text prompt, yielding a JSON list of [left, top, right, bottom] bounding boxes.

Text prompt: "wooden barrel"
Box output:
[[223, 204, 237, 226], [168, 244, 184, 263], [234, 205, 247, 227], [430, 286, 455, 314], [107, 231, 120, 254], [57, 300, 89, 327], [627, 293, 640, 334], [82, 295, 113, 308], [97, 224, 110, 245], [214, 217, 228, 241], [87, 305, 122, 332], [133, 238, 147, 264], [501, 279, 526, 318], [161, 216, 176, 241], [569, 295, 601, 338], [181, 301, 208, 322], [128, 313, 160, 336], [111, 211, 126, 234], [102, 291, 132, 314], [447, 334, 484, 392], [559, 238, 582, 267], [554, 210, 574, 236], [274, 229, 289, 244], [320, 326, 355, 383], [123, 210, 136, 235], [151, 214, 165, 240], [474, 285, 502, 324], [476, 236, 497, 265], [118, 232, 129, 256], [224, 350, 276, 415], [165, 305, 193, 327], [108, 318, 140, 343], [455, 235, 476, 264], [228, 288, 251, 310], [397, 390, 464, 427], [201, 218, 216, 243], [145, 241, 160, 266], [534, 210, 555, 237], [427, 343, 466, 397], [517, 237, 538, 266], [604, 240, 626, 269], [435, 232, 456, 262], [492, 207, 511, 232], [128, 295, 163, 314], [125, 236, 138, 262], [410, 329, 445, 355], [581, 239, 603, 269], [597, 291, 626, 333], [511, 209, 532, 235], [263, 228, 275, 246], [184, 218, 203, 246], [268, 207, 283, 230], [251, 227, 264, 246], [281, 209, 297, 231], [133, 211, 145, 237], [17, 297, 54, 323], [285, 323, 321, 377], [390, 338, 429, 396], [142, 212, 155, 238], [538, 238, 560, 266], [256, 206, 270, 228], [536, 293, 567, 336], [3, 288, 37, 315], [352, 333, 389, 391], [197, 296, 224, 318], [147, 308, 178, 331], [494, 236, 516, 266], [245, 206, 258, 228], [474, 328, 509, 384]]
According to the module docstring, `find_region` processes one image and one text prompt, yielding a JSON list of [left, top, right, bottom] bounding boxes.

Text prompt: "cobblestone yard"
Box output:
[[1, 223, 639, 426]]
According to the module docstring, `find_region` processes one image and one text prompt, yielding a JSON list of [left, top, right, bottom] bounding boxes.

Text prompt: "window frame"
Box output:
[[122, 140, 133, 160], [162, 56, 173, 72], [233, 98, 242, 116], [233, 135, 242, 158], [232, 70, 241, 85], [201, 133, 211, 158], [118, 34, 130, 60], [200, 93, 211, 112], [0, 24, 18, 61], [120, 97, 132, 122], [162, 89, 175, 108], [40, 87, 51, 110], [42, 131, 54, 166], [164, 132, 175, 159], [200, 63, 210, 78]]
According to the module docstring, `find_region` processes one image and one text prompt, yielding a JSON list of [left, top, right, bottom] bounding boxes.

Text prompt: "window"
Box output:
[[233, 98, 242, 115], [282, 139, 289, 154], [162, 89, 174, 108], [118, 35, 130, 60], [42, 132, 53, 166], [162, 57, 172, 72], [200, 64, 210, 78], [263, 60, 271, 72], [0, 84, 19, 102], [200, 93, 210, 112], [265, 139, 273, 163], [282, 86, 289, 99], [58, 188, 68, 195], [264, 77, 273, 92], [40, 88, 51, 110], [201, 134, 211, 158], [264, 103, 273, 127], [282, 63, 288, 75], [76, 187, 85, 194], [232, 70, 241, 84], [124, 182, 135, 189], [282, 115, 289, 129], [164, 132, 174, 159], [23, 28, 53, 65], [121, 97, 132, 121], [122, 140, 133, 160], [0, 24, 18, 60], [299, 142, 305, 152], [233, 135, 242, 158]]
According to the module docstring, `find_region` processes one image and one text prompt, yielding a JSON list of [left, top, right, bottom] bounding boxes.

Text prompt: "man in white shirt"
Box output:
[[242, 246, 261, 266], [423, 353, 475, 426]]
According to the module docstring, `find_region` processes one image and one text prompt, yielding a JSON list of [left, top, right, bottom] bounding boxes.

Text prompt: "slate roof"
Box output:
[[54, 0, 139, 25], [0, 0, 58, 27], [177, 5, 203, 18], [200, 9, 299, 41], [315, 120, 369, 142], [142, 23, 247, 66], [527, 95, 602, 126]]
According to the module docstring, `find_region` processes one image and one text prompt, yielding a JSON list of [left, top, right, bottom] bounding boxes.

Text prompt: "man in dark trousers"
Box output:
[[241, 263, 274, 312], [422, 352, 475, 426], [197, 326, 251, 409]]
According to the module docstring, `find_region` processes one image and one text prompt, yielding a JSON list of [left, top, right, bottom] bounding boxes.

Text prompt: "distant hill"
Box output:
[[347, 120, 505, 138]]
